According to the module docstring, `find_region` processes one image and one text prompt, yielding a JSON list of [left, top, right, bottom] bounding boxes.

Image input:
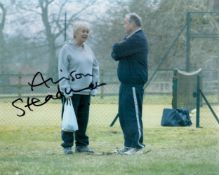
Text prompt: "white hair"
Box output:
[[73, 21, 90, 38]]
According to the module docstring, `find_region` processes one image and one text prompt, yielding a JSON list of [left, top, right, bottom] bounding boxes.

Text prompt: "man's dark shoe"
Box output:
[[75, 146, 94, 153]]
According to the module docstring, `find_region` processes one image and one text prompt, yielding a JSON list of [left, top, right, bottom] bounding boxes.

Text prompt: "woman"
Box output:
[[58, 21, 99, 154]]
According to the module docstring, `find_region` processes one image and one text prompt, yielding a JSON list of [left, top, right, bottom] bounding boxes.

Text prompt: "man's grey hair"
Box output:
[[125, 13, 142, 27]]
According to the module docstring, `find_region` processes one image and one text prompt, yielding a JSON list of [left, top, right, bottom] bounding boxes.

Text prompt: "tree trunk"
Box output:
[[214, 0, 219, 10], [208, 0, 219, 11], [0, 2, 6, 74], [47, 36, 57, 78], [39, 0, 57, 78], [38, 0, 96, 78]]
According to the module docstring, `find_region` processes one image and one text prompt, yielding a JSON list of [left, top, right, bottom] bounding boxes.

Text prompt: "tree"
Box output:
[[0, 2, 6, 45], [38, 0, 57, 77], [208, 0, 219, 11], [91, 1, 130, 72], [92, 0, 219, 76], [128, 0, 219, 70], [39, 0, 97, 77], [18, 0, 97, 77], [0, 2, 6, 73]]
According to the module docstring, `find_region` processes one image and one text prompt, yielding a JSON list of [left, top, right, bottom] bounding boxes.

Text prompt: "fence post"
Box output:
[[217, 70, 219, 104], [185, 12, 191, 71], [100, 69, 104, 99], [172, 69, 178, 108], [18, 73, 22, 98], [196, 75, 201, 128]]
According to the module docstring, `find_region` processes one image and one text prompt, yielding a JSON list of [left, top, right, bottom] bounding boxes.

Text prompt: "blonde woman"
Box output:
[[58, 22, 99, 154]]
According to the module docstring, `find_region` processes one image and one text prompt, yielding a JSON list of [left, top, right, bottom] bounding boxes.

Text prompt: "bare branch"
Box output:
[[0, 2, 6, 31], [55, 0, 97, 39], [47, 0, 55, 5], [39, 0, 53, 38], [19, 6, 42, 15], [54, 0, 68, 32]]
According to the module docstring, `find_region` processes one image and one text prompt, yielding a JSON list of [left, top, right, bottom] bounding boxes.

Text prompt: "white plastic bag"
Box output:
[[61, 98, 78, 132]]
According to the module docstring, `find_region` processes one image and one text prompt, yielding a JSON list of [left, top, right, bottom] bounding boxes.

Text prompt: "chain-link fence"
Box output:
[[0, 70, 219, 128], [1, 10, 219, 128]]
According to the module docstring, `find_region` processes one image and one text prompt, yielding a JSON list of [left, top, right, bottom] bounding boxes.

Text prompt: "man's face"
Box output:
[[124, 17, 134, 35]]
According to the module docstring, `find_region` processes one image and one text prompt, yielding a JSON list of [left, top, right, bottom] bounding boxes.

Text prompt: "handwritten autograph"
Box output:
[[11, 70, 106, 117]]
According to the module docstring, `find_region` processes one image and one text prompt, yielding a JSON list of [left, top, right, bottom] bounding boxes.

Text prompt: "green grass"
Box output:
[[0, 94, 172, 104], [0, 126, 218, 175], [0, 99, 219, 175]]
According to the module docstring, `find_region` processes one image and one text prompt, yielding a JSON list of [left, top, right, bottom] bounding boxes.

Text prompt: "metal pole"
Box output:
[[100, 69, 104, 99], [172, 69, 178, 109], [196, 75, 201, 128], [18, 73, 22, 99], [110, 113, 119, 127], [200, 89, 219, 125], [185, 12, 191, 71], [64, 12, 67, 41]]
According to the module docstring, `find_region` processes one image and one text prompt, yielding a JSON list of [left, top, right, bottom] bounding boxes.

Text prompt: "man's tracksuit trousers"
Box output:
[[119, 84, 145, 149]]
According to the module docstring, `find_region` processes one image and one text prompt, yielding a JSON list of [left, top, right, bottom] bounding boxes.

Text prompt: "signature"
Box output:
[[11, 70, 106, 117]]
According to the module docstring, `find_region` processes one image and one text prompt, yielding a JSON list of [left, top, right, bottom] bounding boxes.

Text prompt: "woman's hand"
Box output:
[[64, 91, 73, 99]]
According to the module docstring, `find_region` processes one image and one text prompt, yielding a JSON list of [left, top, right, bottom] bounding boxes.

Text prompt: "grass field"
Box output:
[[0, 96, 219, 175]]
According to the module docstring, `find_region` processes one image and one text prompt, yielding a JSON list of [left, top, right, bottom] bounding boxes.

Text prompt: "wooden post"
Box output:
[[196, 75, 201, 128], [100, 69, 104, 99], [217, 69, 219, 104], [172, 69, 178, 109], [18, 73, 22, 98], [185, 12, 191, 71]]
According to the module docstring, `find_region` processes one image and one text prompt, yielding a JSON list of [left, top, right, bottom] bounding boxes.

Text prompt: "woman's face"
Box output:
[[74, 27, 89, 45]]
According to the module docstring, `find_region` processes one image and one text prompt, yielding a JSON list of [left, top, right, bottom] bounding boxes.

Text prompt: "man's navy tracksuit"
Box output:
[[111, 29, 148, 149]]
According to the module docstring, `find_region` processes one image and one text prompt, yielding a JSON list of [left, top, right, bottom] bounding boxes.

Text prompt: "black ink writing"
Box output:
[[28, 70, 93, 91], [11, 71, 106, 117]]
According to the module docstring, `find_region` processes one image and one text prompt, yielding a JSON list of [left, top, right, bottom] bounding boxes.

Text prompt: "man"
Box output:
[[111, 13, 148, 155]]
